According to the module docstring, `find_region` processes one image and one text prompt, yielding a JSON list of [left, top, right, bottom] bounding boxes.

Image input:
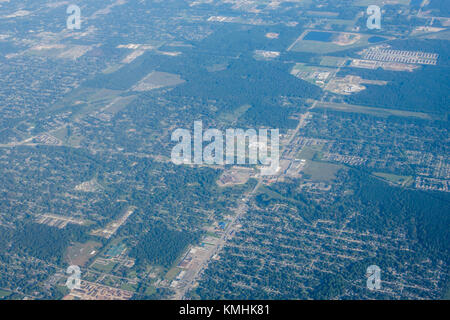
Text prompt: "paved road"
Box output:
[[173, 62, 345, 299]]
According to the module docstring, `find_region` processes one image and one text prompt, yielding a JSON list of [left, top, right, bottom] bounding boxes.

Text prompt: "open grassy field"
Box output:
[[104, 95, 136, 114], [313, 101, 434, 120], [257, 185, 305, 205], [51, 125, 84, 148], [289, 30, 373, 54], [102, 64, 124, 74], [373, 172, 414, 186], [320, 18, 358, 32], [319, 56, 348, 67], [132, 71, 185, 91], [65, 241, 102, 267], [291, 63, 336, 74], [297, 145, 324, 160], [353, 0, 410, 6], [420, 29, 450, 41], [218, 104, 251, 124], [165, 266, 182, 281], [91, 260, 117, 273], [302, 161, 342, 182], [306, 11, 339, 17], [50, 87, 120, 112], [206, 231, 220, 238], [144, 285, 157, 296], [257, 185, 287, 201], [0, 289, 11, 299]]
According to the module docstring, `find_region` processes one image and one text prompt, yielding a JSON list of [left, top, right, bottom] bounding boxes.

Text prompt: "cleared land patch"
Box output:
[[218, 104, 251, 123], [36, 214, 89, 229], [132, 71, 185, 91], [25, 44, 92, 61], [0, 289, 11, 299], [217, 167, 255, 187], [373, 172, 413, 186], [302, 160, 342, 182], [65, 241, 102, 267], [313, 101, 434, 120], [353, 0, 410, 6], [288, 30, 372, 54], [50, 87, 121, 116], [297, 145, 324, 161], [320, 56, 348, 67]]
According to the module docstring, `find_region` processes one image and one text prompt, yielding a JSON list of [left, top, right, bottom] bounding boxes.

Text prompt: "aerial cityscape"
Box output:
[[0, 0, 448, 302]]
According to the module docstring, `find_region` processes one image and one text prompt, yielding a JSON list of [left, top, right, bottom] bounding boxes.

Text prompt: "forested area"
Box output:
[[428, 0, 450, 16], [349, 170, 450, 262], [129, 221, 199, 268], [0, 223, 87, 265], [83, 36, 322, 128], [339, 66, 450, 115]]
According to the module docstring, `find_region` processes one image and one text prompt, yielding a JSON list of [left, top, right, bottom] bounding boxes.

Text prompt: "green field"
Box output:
[[353, 0, 410, 6], [165, 267, 181, 281], [289, 31, 373, 54], [144, 285, 157, 296], [292, 63, 335, 74], [50, 87, 120, 112], [0, 289, 11, 299], [373, 172, 413, 186], [206, 231, 220, 238], [102, 64, 124, 74], [120, 282, 137, 292], [420, 29, 450, 41], [302, 161, 342, 181], [257, 185, 286, 200], [319, 56, 348, 67], [91, 260, 117, 273], [257, 185, 305, 205], [65, 241, 102, 267], [322, 18, 357, 32], [132, 71, 185, 91], [314, 102, 434, 120], [218, 104, 251, 124], [44, 87, 125, 139], [297, 145, 324, 160]]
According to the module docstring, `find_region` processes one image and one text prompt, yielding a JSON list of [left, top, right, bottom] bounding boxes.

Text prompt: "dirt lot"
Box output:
[[65, 241, 102, 266]]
